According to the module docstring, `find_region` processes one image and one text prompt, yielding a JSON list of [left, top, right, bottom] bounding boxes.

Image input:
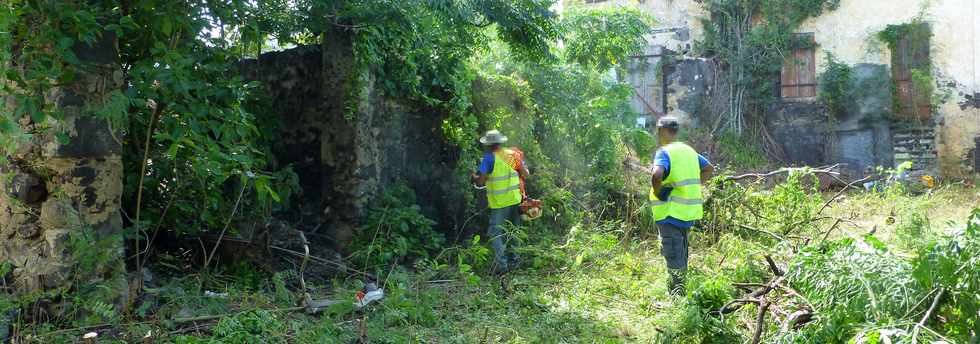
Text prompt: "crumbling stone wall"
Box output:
[[973, 136, 980, 173], [241, 40, 464, 249], [765, 102, 832, 167], [828, 64, 894, 177], [893, 127, 937, 175], [0, 34, 126, 298], [663, 58, 717, 127]]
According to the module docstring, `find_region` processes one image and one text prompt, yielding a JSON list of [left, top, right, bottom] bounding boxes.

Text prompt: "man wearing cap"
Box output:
[[650, 117, 713, 295], [471, 130, 529, 274]]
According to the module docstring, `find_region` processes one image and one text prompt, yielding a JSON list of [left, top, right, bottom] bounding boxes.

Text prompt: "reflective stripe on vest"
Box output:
[[650, 142, 704, 222], [488, 171, 519, 182], [663, 178, 701, 188], [649, 196, 704, 206], [487, 149, 523, 209], [490, 184, 521, 195]]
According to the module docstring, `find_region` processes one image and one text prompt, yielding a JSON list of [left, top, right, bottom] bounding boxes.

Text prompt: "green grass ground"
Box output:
[[19, 183, 980, 343], [825, 182, 980, 249]]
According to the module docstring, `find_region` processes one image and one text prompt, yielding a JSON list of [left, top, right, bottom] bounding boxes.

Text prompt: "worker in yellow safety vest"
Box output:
[[650, 117, 713, 295], [472, 130, 529, 274]]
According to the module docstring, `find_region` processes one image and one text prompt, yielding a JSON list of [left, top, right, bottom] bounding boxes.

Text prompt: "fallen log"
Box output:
[[780, 309, 812, 334], [764, 254, 784, 276]]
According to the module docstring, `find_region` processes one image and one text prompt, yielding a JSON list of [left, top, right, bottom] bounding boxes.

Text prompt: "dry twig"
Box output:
[[203, 181, 248, 272], [815, 176, 870, 215], [819, 218, 843, 243]]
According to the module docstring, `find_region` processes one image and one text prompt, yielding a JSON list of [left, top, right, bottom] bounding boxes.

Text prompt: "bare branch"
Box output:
[[911, 288, 945, 342], [751, 299, 771, 344]]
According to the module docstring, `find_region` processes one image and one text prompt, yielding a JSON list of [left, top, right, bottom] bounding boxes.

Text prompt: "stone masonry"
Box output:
[[0, 33, 127, 299]]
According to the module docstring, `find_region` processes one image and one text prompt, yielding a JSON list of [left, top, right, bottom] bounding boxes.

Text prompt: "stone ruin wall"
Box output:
[[0, 34, 127, 299], [240, 38, 466, 250]]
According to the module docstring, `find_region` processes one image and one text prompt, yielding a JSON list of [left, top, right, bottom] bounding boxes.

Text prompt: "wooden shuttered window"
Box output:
[[891, 25, 931, 121], [780, 33, 816, 99]]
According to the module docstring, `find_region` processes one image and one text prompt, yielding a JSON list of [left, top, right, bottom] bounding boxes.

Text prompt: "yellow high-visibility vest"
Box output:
[[649, 142, 704, 222], [487, 149, 522, 209]]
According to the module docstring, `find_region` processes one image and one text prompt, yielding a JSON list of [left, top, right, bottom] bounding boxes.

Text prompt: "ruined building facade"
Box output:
[[575, 0, 980, 178]]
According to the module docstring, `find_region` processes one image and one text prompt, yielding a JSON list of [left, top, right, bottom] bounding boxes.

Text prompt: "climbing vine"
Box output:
[[818, 52, 853, 119], [877, 20, 936, 121], [0, 1, 106, 159], [698, 0, 840, 133]]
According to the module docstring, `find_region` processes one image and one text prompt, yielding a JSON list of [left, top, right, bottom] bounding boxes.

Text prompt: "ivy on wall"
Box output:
[[818, 52, 853, 120], [877, 20, 936, 122]]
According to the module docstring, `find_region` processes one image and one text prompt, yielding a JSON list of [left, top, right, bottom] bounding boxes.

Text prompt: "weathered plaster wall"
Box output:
[[609, 0, 979, 177], [636, 0, 704, 54], [0, 34, 126, 299], [241, 41, 464, 248], [663, 58, 717, 127], [797, 0, 980, 176]]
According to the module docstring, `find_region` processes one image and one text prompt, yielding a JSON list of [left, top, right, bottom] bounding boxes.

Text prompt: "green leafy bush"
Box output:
[[173, 310, 287, 344], [656, 274, 742, 343], [715, 132, 769, 169], [911, 208, 980, 341], [562, 6, 652, 70], [896, 212, 931, 251], [705, 170, 820, 239], [350, 184, 444, 271], [819, 52, 854, 119]]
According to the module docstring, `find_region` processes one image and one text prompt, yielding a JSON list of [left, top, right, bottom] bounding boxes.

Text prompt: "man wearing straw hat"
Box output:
[[471, 130, 529, 274]]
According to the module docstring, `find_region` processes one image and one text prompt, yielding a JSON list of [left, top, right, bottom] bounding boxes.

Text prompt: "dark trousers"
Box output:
[[488, 204, 522, 272], [657, 222, 689, 270], [658, 222, 690, 294]]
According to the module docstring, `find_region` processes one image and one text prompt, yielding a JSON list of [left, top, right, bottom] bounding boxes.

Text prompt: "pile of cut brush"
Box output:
[[685, 167, 980, 343]]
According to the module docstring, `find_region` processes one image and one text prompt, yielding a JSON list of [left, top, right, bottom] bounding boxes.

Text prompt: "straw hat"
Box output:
[[479, 130, 508, 145]]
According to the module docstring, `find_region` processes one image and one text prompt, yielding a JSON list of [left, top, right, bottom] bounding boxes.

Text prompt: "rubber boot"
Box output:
[[667, 268, 687, 296]]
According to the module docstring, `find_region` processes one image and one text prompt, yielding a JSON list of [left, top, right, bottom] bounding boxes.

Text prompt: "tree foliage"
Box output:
[[562, 6, 652, 70], [0, 0, 565, 238]]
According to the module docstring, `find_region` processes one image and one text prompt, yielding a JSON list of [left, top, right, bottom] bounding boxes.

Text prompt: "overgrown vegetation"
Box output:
[[13, 172, 977, 343], [561, 7, 651, 70], [698, 0, 840, 133], [877, 20, 935, 121], [350, 184, 444, 272], [4, 1, 980, 343], [818, 52, 853, 119]]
